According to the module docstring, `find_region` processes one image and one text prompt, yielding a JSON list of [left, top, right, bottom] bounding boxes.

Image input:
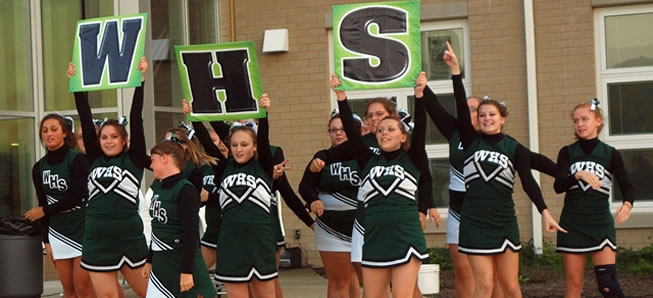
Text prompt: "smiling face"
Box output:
[[328, 117, 348, 147], [376, 118, 407, 152], [41, 118, 67, 151], [365, 102, 392, 134], [99, 124, 127, 157], [230, 129, 256, 164], [477, 103, 506, 135], [572, 105, 602, 140]]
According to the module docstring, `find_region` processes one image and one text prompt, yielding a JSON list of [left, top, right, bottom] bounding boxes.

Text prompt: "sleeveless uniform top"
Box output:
[[358, 150, 428, 267], [556, 140, 617, 253], [458, 135, 522, 254], [463, 136, 518, 199], [87, 153, 143, 216], [316, 159, 360, 238], [150, 178, 194, 251], [218, 158, 274, 223], [39, 149, 87, 214]]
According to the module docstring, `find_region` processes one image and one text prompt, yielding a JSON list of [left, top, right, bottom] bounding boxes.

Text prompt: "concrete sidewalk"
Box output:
[[43, 267, 328, 297]]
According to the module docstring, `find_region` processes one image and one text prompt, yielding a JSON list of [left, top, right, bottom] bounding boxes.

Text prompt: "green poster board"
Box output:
[[175, 41, 266, 122], [333, 1, 421, 90], [69, 13, 148, 92]]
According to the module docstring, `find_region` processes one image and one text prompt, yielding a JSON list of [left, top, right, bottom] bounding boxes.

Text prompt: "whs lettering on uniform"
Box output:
[[369, 165, 405, 180], [42, 170, 68, 191], [569, 161, 606, 179], [222, 173, 257, 188], [474, 150, 509, 169], [89, 166, 124, 180], [203, 175, 215, 187], [150, 195, 168, 224], [330, 163, 361, 185]]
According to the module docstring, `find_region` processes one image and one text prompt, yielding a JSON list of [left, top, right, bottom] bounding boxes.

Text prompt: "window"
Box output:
[[0, 1, 35, 217], [152, 0, 220, 140], [329, 20, 471, 212], [595, 4, 653, 208]]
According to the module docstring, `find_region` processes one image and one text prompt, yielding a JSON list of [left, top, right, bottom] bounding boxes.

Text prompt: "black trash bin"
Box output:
[[0, 217, 43, 298]]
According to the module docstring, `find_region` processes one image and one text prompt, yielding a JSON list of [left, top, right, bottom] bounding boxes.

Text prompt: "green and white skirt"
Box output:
[[214, 221, 277, 282], [146, 249, 215, 298], [361, 209, 427, 268], [81, 214, 148, 271], [458, 195, 521, 255]]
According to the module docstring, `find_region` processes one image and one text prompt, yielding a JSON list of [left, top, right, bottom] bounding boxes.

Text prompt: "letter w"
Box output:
[[78, 18, 143, 86]]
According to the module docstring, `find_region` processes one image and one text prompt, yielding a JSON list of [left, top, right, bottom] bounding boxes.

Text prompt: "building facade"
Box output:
[[1, 0, 651, 271]]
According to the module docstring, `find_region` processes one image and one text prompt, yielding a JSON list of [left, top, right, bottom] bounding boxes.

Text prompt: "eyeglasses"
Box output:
[[328, 127, 345, 134]]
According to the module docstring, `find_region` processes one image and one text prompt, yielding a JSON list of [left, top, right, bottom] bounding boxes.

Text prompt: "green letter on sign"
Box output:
[[333, 1, 421, 90], [69, 13, 148, 92], [175, 41, 266, 122]]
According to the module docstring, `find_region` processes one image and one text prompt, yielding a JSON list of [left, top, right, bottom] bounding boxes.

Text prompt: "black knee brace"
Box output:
[[594, 264, 625, 298]]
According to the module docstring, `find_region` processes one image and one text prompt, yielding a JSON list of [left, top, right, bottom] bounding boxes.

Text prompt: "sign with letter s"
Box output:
[[333, 1, 421, 90], [175, 41, 266, 122], [69, 13, 147, 92]]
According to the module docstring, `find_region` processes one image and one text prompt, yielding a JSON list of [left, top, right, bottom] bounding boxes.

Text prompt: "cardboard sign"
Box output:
[[333, 1, 421, 90], [69, 13, 148, 92], [175, 41, 266, 122]]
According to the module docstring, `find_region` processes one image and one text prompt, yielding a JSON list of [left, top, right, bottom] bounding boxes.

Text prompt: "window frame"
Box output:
[[327, 19, 472, 221], [595, 4, 653, 211]]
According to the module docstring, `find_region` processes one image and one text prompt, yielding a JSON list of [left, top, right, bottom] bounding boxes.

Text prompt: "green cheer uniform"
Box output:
[[458, 135, 523, 254], [359, 151, 428, 267], [75, 85, 149, 272], [555, 138, 634, 253], [82, 153, 148, 271], [316, 159, 359, 251], [34, 146, 88, 260], [146, 173, 215, 298], [214, 158, 277, 282]]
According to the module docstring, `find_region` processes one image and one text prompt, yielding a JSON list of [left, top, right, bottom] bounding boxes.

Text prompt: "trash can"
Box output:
[[0, 217, 43, 298]]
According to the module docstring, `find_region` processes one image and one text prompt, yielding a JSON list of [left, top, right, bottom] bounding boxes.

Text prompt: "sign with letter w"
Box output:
[[69, 13, 148, 92], [333, 1, 421, 90], [175, 41, 266, 122]]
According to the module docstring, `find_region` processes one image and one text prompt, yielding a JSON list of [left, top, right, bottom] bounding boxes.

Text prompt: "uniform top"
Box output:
[[192, 121, 314, 227], [147, 172, 200, 274], [453, 76, 548, 213], [74, 84, 148, 216], [421, 76, 556, 197], [317, 98, 434, 213], [299, 149, 360, 210], [206, 117, 274, 225], [33, 145, 89, 242], [554, 137, 634, 206], [319, 96, 430, 212]]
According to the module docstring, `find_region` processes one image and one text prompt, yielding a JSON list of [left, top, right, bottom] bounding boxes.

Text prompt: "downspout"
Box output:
[[229, 0, 236, 41], [524, 0, 543, 254]]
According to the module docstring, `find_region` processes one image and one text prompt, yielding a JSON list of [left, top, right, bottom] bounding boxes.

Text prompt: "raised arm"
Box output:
[[421, 84, 458, 141], [444, 42, 475, 148], [127, 57, 148, 169], [257, 95, 273, 177]]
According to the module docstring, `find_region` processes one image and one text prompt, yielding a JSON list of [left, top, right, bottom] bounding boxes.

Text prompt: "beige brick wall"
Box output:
[[218, 0, 653, 266]]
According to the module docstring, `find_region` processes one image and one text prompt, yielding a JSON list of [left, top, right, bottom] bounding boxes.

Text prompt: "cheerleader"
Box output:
[[69, 58, 149, 297], [299, 110, 362, 298], [25, 114, 94, 298], [554, 99, 633, 298], [203, 95, 277, 298], [421, 43, 556, 297], [142, 138, 215, 297], [445, 41, 564, 298], [312, 74, 433, 298]]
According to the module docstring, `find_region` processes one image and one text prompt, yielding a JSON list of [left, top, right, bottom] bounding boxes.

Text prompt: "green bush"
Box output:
[[425, 247, 453, 270]]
